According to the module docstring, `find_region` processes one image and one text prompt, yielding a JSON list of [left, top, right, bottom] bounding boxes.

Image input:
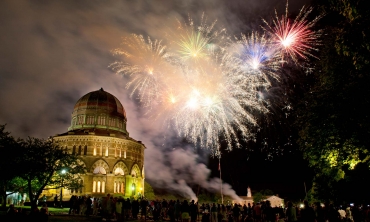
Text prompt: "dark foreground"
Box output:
[[0, 214, 103, 222]]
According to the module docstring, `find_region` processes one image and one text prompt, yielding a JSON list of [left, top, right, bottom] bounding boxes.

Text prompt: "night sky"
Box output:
[[0, 0, 314, 201]]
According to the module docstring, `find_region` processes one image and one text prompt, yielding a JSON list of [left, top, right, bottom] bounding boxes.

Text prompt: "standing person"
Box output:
[[92, 197, 99, 216], [132, 198, 140, 219], [300, 201, 316, 222], [175, 200, 181, 222], [125, 198, 132, 219], [190, 200, 198, 222], [168, 201, 176, 222], [162, 199, 169, 220], [264, 201, 275, 222], [141, 198, 148, 220], [345, 204, 352, 222], [211, 203, 218, 222], [182, 200, 191, 222], [116, 197, 124, 222], [54, 194, 58, 207], [315, 202, 325, 222], [68, 195, 75, 215], [327, 204, 340, 222], [254, 203, 262, 222], [232, 204, 241, 222], [86, 196, 92, 216], [107, 195, 114, 220], [286, 202, 297, 222], [40, 203, 49, 222]]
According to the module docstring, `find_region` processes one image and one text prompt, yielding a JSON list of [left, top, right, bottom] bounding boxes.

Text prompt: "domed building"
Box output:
[[53, 88, 145, 198]]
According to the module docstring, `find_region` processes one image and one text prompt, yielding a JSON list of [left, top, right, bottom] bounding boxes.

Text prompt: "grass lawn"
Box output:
[[19, 205, 70, 214], [1, 205, 70, 215]]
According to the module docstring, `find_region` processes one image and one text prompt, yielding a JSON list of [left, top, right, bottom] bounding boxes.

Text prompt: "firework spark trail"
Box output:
[[262, 2, 323, 63], [236, 32, 282, 81], [111, 6, 322, 156], [168, 14, 226, 64], [111, 34, 175, 107], [167, 52, 267, 155]]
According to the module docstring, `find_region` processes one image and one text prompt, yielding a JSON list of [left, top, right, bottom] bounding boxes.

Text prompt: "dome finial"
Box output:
[[100, 87, 104, 91]]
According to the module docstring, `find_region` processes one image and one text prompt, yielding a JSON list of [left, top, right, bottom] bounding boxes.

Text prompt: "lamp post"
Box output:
[[60, 169, 66, 208]]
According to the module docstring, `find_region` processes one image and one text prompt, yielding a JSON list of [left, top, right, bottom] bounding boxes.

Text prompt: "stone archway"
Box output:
[[130, 164, 141, 178], [91, 159, 109, 174], [112, 161, 129, 176]]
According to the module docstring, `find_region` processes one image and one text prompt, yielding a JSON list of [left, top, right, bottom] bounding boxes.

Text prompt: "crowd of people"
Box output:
[[61, 195, 370, 222], [5, 195, 370, 222]]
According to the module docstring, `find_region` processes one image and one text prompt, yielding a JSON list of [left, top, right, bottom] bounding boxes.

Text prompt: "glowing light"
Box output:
[[204, 97, 213, 107], [281, 36, 294, 47], [111, 34, 174, 107], [237, 32, 281, 80], [187, 97, 199, 109], [262, 2, 323, 63]]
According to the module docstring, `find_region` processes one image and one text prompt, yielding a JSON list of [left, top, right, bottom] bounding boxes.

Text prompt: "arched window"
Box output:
[[131, 183, 136, 196], [98, 116, 106, 125], [102, 181, 105, 193], [105, 146, 108, 157], [72, 146, 76, 155], [114, 167, 124, 176], [93, 181, 96, 192], [87, 116, 94, 125], [77, 115, 84, 125], [78, 146, 82, 155], [114, 181, 125, 194], [83, 145, 87, 155], [97, 181, 101, 193], [93, 166, 107, 174], [93, 146, 97, 156]]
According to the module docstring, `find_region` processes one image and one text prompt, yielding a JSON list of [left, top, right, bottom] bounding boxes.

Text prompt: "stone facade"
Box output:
[[46, 88, 145, 200]]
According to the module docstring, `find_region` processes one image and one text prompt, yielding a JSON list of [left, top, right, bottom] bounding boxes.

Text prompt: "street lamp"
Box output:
[[60, 169, 66, 208]]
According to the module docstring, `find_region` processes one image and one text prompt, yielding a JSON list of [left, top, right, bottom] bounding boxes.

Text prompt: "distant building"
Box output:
[[232, 187, 284, 207], [233, 186, 253, 205], [44, 88, 145, 200], [264, 195, 284, 207]]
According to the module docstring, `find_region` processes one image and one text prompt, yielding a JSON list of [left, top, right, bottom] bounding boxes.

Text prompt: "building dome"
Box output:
[[68, 88, 128, 135]]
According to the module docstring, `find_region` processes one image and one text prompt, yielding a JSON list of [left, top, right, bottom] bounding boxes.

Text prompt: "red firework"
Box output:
[[263, 2, 323, 63]]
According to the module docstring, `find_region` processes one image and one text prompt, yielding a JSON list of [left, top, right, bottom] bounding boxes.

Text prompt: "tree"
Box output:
[[253, 192, 265, 203], [144, 181, 155, 200], [18, 137, 85, 209], [0, 124, 27, 208], [262, 189, 274, 196], [297, 0, 370, 201]]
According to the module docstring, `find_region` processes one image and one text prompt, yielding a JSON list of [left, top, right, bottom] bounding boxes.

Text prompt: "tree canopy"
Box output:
[[0, 124, 86, 209], [297, 0, 370, 202]]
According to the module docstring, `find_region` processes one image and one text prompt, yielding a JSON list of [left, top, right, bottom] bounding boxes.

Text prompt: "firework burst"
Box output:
[[165, 52, 267, 155], [111, 34, 175, 107], [262, 2, 323, 63], [236, 32, 282, 81], [111, 5, 322, 155], [168, 14, 226, 64]]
